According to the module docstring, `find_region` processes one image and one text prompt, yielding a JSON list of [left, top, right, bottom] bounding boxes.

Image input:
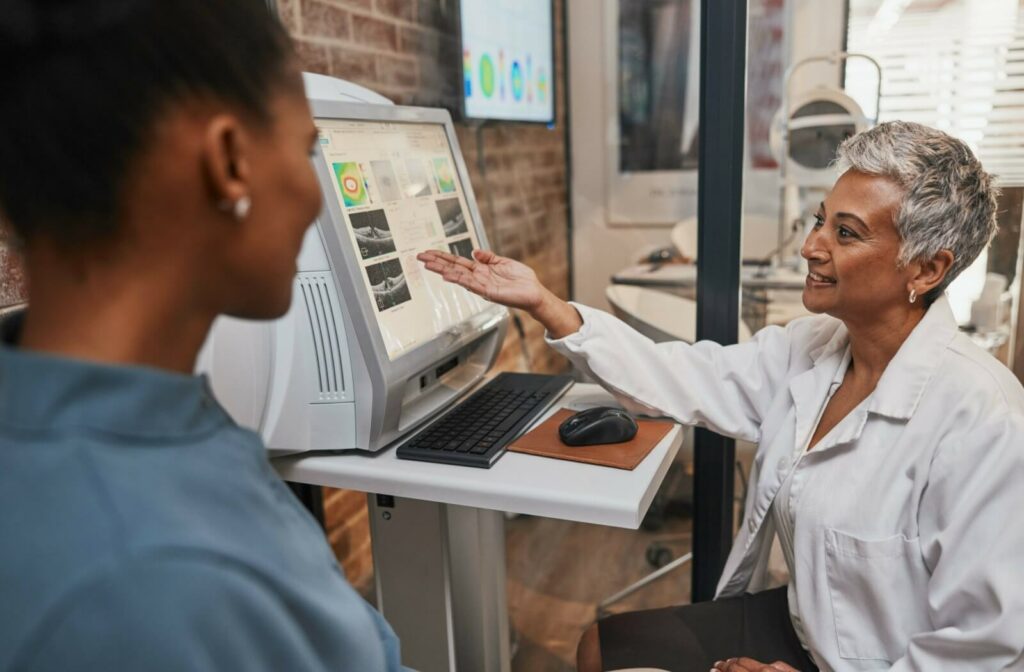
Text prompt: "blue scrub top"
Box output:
[[0, 336, 405, 671]]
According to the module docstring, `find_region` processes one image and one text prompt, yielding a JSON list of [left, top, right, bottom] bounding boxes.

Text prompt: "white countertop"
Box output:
[[273, 383, 682, 529]]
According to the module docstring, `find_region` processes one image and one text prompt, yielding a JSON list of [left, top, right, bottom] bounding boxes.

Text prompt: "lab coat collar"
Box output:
[[789, 295, 958, 452], [864, 294, 959, 420], [788, 341, 852, 453]]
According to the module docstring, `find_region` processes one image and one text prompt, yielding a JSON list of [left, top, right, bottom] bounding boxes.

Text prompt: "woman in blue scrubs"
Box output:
[[0, 2, 404, 670]]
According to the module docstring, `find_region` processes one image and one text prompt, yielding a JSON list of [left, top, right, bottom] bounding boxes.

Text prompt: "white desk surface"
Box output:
[[273, 383, 682, 529]]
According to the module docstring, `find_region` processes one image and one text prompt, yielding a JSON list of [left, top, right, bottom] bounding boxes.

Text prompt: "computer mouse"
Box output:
[[558, 406, 638, 447]]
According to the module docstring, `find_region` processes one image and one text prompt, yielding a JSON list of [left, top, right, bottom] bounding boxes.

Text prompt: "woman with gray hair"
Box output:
[[418, 121, 1024, 671]]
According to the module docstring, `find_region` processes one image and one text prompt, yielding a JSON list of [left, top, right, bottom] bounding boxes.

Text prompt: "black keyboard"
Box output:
[[396, 372, 574, 468]]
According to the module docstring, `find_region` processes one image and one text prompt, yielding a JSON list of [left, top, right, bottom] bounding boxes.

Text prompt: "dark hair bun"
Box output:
[[0, 0, 142, 51]]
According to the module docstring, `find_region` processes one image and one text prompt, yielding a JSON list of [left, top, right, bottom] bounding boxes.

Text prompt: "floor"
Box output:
[[504, 441, 757, 672], [506, 509, 693, 671], [355, 442, 755, 671]]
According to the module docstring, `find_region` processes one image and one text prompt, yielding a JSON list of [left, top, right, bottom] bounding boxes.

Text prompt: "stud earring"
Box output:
[[909, 288, 917, 304], [232, 196, 252, 221]]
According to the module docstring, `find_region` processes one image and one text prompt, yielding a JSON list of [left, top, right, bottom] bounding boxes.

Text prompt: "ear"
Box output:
[[910, 249, 955, 296], [200, 114, 252, 211]]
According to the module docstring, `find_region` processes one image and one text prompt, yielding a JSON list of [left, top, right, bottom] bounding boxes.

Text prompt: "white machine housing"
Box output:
[[197, 74, 509, 455]]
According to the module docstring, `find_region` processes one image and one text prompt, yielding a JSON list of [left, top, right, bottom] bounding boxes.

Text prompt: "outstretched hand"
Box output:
[[417, 248, 584, 339], [416, 249, 546, 311]]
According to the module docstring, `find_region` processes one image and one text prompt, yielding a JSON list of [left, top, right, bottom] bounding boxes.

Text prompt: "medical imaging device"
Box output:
[[198, 73, 512, 455]]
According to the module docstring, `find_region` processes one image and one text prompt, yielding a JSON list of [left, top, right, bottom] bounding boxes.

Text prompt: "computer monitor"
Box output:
[[460, 0, 555, 123], [198, 88, 509, 455], [317, 115, 491, 360]]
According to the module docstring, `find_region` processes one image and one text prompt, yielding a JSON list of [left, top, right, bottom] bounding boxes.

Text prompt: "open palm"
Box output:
[[417, 249, 545, 310]]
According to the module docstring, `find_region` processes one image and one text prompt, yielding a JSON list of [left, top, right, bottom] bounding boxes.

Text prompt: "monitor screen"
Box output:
[[316, 117, 492, 360], [460, 0, 554, 123]]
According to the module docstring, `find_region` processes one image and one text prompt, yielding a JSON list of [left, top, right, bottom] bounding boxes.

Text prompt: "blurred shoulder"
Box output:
[[13, 552, 313, 672], [942, 332, 1024, 414], [751, 312, 844, 359]]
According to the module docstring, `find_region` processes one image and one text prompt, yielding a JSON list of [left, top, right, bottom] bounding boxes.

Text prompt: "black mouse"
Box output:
[[558, 407, 638, 447]]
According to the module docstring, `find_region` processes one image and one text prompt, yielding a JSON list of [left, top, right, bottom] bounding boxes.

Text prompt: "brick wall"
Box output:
[[277, 0, 572, 590]]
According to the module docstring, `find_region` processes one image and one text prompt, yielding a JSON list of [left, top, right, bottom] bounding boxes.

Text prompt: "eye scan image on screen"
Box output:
[[460, 0, 554, 123], [317, 118, 491, 360]]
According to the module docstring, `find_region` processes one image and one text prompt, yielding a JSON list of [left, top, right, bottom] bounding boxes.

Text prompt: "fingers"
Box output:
[[472, 248, 498, 264], [418, 254, 469, 276], [416, 249, 456, 266], [417, 248, 502, 268], [415, 248, 496, 300], [417, 249, 476, 271]]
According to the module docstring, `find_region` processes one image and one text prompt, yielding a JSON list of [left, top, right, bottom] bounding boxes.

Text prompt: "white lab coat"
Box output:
[[547, 296, 1024, 671]]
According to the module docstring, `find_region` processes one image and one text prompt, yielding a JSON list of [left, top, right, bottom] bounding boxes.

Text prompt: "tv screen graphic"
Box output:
[[460, 0, 554, 123]]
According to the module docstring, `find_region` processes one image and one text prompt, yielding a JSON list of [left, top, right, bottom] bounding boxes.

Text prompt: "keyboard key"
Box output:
[[495, 409, 530, 433]]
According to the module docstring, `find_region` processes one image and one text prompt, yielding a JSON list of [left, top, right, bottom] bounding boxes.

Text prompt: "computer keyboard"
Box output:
[[396, 372, 574, 468]]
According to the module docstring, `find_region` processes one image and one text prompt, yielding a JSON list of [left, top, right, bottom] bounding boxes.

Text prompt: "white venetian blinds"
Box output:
[[845, 0, 1024, 186]]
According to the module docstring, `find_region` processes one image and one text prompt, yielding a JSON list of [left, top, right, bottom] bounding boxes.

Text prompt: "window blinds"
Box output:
[[846, 0, 1024, 186]]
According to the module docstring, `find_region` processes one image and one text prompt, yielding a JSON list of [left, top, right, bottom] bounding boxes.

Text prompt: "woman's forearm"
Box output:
[[530, 289, 583, 339]]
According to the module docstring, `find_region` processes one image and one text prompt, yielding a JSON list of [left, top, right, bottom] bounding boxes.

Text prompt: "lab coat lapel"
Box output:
[[865, 295, 959, 420], [794, 297, 958, 452], [788, 324, 850, 454]]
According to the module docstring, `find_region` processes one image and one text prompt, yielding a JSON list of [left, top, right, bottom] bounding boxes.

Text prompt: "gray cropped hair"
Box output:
[[835, 121, 999, 303]]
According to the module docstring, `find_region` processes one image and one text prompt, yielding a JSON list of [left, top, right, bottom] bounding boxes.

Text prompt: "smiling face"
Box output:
[[800, 169, 914, 322]]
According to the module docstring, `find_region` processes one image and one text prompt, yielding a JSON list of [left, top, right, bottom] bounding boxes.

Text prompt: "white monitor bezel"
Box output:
[[308, 100, 507, 384]]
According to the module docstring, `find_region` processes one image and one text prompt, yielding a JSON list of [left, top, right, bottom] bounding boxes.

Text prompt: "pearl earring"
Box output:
[[909, 288, 917, 304], [233, 196, 252, 221]]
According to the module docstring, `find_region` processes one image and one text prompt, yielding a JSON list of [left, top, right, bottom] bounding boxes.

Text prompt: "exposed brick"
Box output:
[[293, 39, 332, 75], [398, 25, 440, 56], [374, 0, 417, 22], [537, 148, 563, 165], [481, 153, 504, 172], [324, 0, 372, 10], [351, 14, 399, 51], [496, 201, 527, 221], [376, 54, 418, 88], [528, 168, 565, 193], [328, 47, 377, 84], [300, 0, 351, 39], [275, 0, 301, 34]]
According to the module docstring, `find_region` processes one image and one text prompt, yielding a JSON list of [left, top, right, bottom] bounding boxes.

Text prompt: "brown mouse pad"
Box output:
[[509, 408, 674, 470]]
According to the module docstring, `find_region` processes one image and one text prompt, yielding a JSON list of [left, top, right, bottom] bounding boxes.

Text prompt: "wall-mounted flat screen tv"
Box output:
[[460, 0, 555, 124]]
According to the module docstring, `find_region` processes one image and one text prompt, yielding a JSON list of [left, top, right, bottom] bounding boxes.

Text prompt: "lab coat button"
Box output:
[[776, 456, 788, 470]]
